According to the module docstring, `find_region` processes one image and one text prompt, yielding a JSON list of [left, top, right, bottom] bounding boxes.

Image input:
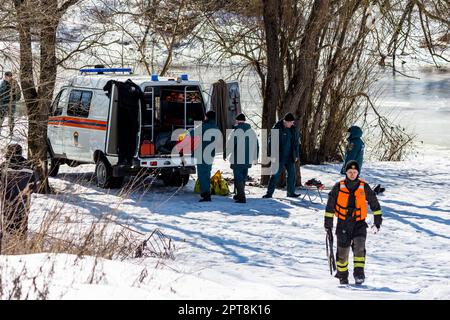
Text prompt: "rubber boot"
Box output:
[[199, 192, 211, 202], [234, 181, 246, 203]]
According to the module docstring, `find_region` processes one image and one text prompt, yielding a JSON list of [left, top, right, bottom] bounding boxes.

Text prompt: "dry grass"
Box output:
[[0, 127, 178, 298]]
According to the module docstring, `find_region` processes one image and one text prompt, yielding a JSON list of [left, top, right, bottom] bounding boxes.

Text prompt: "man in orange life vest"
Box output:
[[324, 160, 382, 285]]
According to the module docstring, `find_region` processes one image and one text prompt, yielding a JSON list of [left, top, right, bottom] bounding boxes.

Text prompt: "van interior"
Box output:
[[139, 85, 205, 157]]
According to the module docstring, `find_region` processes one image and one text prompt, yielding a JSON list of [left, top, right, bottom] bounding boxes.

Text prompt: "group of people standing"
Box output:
[[192, 111, 301, 203], [192, 111, 383, 285], [0, 72, 383, 284]]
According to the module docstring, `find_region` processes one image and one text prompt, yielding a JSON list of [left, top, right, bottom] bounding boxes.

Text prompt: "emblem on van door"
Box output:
[[74, 131, 79, 146]]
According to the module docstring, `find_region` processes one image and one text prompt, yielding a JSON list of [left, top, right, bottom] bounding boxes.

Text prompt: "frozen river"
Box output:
[[181, 65, 450, 149], [376, 69, 450, 149]]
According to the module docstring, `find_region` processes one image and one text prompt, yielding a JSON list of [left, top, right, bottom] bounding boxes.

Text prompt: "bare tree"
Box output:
[[12, 0, 82, 191]]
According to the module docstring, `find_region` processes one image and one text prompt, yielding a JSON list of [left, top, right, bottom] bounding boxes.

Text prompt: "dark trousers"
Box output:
[[266, 161, 296, 196], [0, 106, 14, 136], [197, 164, 212, 195], [335, 219, 367, 279], [233, 167, 248, 200]]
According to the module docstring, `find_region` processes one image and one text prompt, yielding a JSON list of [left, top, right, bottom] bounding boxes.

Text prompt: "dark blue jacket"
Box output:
[[0, 80, 21, 111], [268, 120, 300, 162], [228, 122, 258, 169], [341, 126, 364, 174], [190, 118, 219, 164], [0, 156, 38, 232]]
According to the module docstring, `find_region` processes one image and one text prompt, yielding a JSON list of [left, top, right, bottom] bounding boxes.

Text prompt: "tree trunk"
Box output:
[[14, 0, 61, 193], [33, 1, 58, 190], [280, 0, 330, 183], [260, 0, 283, 186], [14, 0, 40, 169]]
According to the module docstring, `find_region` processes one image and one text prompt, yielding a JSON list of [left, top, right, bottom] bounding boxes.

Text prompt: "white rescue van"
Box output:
[[47, 67, 238, 188]]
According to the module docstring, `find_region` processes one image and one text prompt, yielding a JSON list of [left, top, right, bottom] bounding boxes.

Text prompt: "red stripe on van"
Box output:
[[48, 117, 107, 131]]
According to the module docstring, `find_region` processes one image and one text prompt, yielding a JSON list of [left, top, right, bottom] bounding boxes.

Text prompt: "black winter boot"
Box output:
[[354, 268, 365, 285], [287, 193, 300, 198], [199, 192, 211, 202], [234, 181, 246, 203], [335, 269, 349, 285]]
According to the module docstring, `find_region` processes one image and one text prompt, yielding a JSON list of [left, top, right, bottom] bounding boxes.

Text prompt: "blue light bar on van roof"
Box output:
[[181, 74, 188, 81], [151, 74, 159, 81], [80, 68, 133, 74]]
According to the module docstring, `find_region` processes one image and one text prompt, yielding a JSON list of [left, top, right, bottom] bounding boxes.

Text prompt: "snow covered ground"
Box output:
[[1, 143, 449, 300]]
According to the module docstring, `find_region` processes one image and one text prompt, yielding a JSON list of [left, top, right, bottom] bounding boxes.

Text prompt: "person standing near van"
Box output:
[[0, 144, 38, 244], [194, 110, 219, 202], [0, 72, 22, 137], [228, 113, 258, 203], [262, 112, 300, 198]]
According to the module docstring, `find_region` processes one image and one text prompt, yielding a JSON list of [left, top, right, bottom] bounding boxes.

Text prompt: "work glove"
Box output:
[[372, 215, 382, 234], [374, 215, 382, 229], [324, 217, 333, 232]]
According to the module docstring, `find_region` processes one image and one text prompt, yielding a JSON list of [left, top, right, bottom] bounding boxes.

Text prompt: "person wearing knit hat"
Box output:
[[0, 71, 21, 137], [323, 159, 383, 285], [235, 113, 246, 122], [344, 160, 360, 174], [340, 126, 364, 175], [283, 112, 295, 122], [205, 110, 216, 121], [227, 112, 258, 203], [188, 109, 219, 202], [0, 143, 38, 239], [262, 113, 300, 198]]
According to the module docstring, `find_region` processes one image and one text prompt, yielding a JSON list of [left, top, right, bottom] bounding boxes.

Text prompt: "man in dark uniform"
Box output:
[[341, 126, 364, 174], [228, 113, 258, 203], [193, 110, 219, 202], [0, 71, 22, 137], [0, 144, 38, 243], [324, 160, 383, 285], [263, 112, 300, 198]]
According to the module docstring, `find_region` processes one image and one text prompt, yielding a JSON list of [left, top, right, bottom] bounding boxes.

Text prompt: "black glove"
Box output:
[[374, 215, 382, 230], [324, 217, 333, 231]]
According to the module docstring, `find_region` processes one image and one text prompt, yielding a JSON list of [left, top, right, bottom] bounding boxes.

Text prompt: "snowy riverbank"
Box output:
[[1, 144, 449, 299]]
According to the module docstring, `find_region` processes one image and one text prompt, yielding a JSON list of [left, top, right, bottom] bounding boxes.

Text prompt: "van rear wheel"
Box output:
[[96, 157, 124, 189]]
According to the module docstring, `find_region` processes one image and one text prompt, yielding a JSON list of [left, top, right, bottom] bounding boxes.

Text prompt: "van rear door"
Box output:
[[105, 83, 119, 156], [208, 80, 241, 139]]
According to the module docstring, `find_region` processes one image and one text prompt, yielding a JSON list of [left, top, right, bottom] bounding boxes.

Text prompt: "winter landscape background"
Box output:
[[0, 0, 449, 300], [0, 65, 449, 299]]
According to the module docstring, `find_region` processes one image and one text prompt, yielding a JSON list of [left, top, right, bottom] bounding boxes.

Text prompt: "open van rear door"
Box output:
[[208, 80, 241, 137], [105, 83, 119, 156]]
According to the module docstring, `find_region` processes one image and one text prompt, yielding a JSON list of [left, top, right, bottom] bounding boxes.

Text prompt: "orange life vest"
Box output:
[[335, 179, 368, 221]]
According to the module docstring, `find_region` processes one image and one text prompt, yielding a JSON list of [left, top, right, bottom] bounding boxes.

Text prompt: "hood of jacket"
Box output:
[[348, 126, 362, 140]]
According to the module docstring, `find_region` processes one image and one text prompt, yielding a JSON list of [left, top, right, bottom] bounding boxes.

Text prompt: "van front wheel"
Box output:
[[96, 157, 123, 189], [48, 158, 60, 177]]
